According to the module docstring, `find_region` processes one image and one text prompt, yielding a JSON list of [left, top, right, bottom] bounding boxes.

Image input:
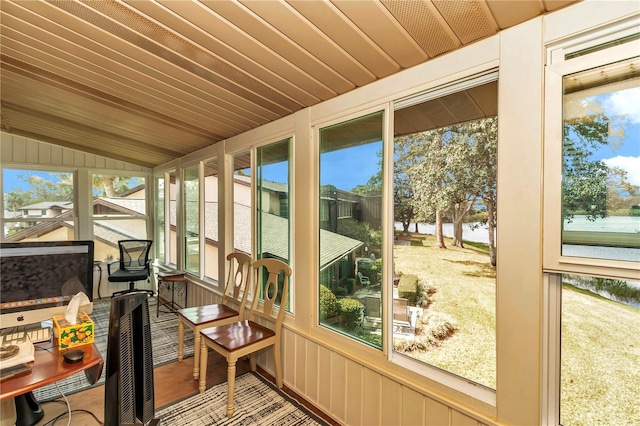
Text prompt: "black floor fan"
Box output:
[[104, 291, 160, 426]]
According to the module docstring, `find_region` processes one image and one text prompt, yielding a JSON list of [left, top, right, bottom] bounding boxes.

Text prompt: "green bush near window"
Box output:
[[630, 205, 640, 217], [345, 278, 356, 294], [338, 298, 363, 331], [398, 274, 421, 305], [319, 285, 339, 320]]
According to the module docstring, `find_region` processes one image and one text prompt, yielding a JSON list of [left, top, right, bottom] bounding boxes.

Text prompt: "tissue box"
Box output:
[[52, 311, 94, 350]]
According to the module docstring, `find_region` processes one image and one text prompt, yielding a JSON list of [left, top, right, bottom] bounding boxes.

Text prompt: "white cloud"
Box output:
[[603, 87, 640, 124], [603, 156, 640, 186]]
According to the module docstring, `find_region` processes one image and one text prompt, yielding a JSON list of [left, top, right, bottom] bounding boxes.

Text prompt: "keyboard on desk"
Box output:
[[1, 326, 52, 346]]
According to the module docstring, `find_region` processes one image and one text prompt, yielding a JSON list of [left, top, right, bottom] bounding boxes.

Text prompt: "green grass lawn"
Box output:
[[393, 233, 639, 424]]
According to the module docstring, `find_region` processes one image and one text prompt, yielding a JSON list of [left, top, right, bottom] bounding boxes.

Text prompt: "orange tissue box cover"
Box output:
[[52, 311, 95, 350]]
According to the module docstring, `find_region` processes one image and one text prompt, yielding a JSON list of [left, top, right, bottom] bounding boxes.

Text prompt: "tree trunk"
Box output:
[[103, 176, 117, 198], [414, 222, 419, 233], [487, 199, 497, 267], [435, 210, 447, 249], [451, 200, 473, 247]]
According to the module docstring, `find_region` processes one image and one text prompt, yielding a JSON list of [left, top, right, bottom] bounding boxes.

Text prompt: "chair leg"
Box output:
[[248, 353, 256, 372], [177, 320, 184, 362], [226, 360, 237, 418], [273, 340, 283, 388], [198, 340, 208, 394], [192, 328, 200, 380]]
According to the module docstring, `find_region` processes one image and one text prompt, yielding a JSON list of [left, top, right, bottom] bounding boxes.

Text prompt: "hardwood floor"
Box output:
[[35, 351, 338, 425]]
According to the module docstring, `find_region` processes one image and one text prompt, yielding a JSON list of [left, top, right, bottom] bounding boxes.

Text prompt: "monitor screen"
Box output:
[[0, 240, 94, 328]]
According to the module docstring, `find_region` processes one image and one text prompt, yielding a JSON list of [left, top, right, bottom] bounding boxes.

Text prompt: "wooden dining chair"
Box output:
[[176, 252, 252, 380], [198, 258, 292, 418]]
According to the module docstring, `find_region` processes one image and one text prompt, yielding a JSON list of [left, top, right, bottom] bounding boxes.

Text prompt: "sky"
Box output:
[[597, 87, 640, 186]]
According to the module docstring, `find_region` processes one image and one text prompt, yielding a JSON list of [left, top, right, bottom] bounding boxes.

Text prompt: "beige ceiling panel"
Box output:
[[77, 1, 299, 116], [432, 0, 499, 45], [1, 31, 239, 138], [155, 1, 337, 103], [543, 1, 579, 12], [287, 0, 401, 78], [486, 1, 545, 29], [200, 0, 355, 95], [439, 91, 485, 123], [332, 0, 429, 69], [381, 0, 460, 58], [240, 0, 376, 87], [394, 106, 439, 136], [7, 1, 277, 126], [1, 108, 178, 168], [1, 72, 212, 153], [467, 82, 499, 118], [127, 0, 320, 107]]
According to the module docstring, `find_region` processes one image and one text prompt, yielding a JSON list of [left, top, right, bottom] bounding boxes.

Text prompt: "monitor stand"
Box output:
[[14, 392, 43, 426]]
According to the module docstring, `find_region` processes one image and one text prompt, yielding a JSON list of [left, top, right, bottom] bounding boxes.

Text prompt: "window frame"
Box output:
[[543, 30, 640, 280], [1, 166, 80, 241], [542, 21, 640, 425]]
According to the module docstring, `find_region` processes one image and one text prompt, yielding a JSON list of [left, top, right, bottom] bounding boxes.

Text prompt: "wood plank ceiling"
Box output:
[[0, 0, 577, 168]]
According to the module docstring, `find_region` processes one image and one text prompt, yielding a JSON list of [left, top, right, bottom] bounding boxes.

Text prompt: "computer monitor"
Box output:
[[0, 240, 94, 329]]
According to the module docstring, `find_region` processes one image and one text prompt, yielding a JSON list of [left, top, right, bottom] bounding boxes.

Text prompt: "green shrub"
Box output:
[[631, 205, 640, 217], [319, 285, 339, 319], [397, 274, 420, 305], [345, 278, 356, 294], [338, 298, 362, 331], [335, 286, 347, 297]]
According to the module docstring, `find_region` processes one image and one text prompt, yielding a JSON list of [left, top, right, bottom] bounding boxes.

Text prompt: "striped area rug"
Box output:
[[156, 372, 328, 426], [33, 296, 194, 401]]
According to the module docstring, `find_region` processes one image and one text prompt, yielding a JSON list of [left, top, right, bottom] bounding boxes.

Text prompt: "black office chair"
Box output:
[[107, 240, 153, 297]]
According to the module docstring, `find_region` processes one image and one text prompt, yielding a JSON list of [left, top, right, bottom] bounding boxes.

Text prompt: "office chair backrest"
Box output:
[[119, 240, 153, 271]]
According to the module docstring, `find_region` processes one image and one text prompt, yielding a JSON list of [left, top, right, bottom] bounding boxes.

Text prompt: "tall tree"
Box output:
[[562, 97, 629, 222]]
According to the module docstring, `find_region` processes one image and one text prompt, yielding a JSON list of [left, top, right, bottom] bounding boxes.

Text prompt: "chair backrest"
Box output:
[[220, 252, 253, 317], [365, 296, 381, 318], [119, 240, 153, 272], [246, 258, 292, 330], [393, 298, 409, 322]]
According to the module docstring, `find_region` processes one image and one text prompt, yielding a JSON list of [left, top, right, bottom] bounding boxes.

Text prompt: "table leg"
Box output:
[[192, 330, 200, 380], [177, 320, 184, 362]]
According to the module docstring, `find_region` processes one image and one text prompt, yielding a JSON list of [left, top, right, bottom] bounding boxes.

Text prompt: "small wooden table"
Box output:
[[0, 341, 103, 424], [156, 271, 188, 317]]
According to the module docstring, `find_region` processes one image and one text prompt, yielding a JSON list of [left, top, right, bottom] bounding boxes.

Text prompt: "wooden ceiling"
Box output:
[[0, 0, 576, 169]]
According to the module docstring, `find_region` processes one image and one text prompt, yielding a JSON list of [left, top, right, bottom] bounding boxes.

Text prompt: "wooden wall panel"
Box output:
[[318, 345, 333, 416], [363, 367, 382, 426], [381, 376, 403, 425], [425, 397, 450, 426], [294, 332, 307, 394], [0, 131, 149, 173], [345, 359, 363, 425], [451, 410, 480, 426], [330, 352, 347, 421], [402, 386, 426, 425], [305, 339, 320, 403]]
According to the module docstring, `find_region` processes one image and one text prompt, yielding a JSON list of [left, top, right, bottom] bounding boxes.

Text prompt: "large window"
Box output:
[[2, 168, 75, 241], [392, 77, 498, 389], [544, 32, 639, 425], [183, 165, 199, 274], [168, 171, 178, 267], [91, 173, 147, 263], [257, 138, 291, 308], [318, 111, 384, 348], [203, 158, 219, 283], [560, 58, 640, 262], [233, 152, 252, 256], [554, 273, 639, 425], [154, 176, 165, 264]]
